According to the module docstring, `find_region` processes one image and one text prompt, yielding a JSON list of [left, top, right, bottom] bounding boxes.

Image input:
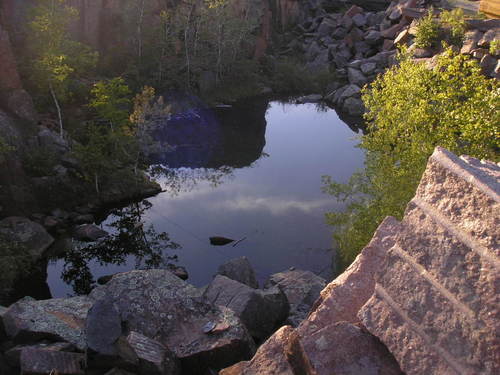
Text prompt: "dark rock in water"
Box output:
[[166, 264, 189, 280], [209, 236, 234, 246], [3, 296, 92, 350], [73, 224, 108, 242], [89, 269, 255, 373], [5, 341, 75, 368], [117, 331, 181, 375], [20, 348, 85, 375], [217, 257, 259, 289], [204, 275, 289, 340], [86, 297, 122, 356], [265, 270, 327, 327], [0, 216, 54, 260]]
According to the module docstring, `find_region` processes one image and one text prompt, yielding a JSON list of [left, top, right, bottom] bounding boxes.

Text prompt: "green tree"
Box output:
[[74, 78, 132, 193], [28, 0, 97, 137], [324, 49, 499, 269]]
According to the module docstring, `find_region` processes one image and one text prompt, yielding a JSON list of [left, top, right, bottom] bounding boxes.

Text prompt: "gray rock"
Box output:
[[265, 270, 327, 327], [388, 6, 402, 21], [37, 127, 70, 154], [343, 97, 365, 116], [296, 94, 323, 104], [218, 257, 259, 289], [412, 47, 433, 58], [365, 30, 382, 45], [166, 264, 189, 280], [352, 13, 367, 28], [117, 331, 181, 375], [354, 41, 370, 56], [203, 275, 289, 340], [331, 27, 347, 40], [307, 50, 330, 72], [361, 62, 377, 75], [480, 54, 497, 77], [317, 18, 337, 37], [3, 296, 92, 350], [347, 67, 368, 86], [0, 216, 54, 260], [20, 349, 85, 375], [90, 270, 255, 372], [73, 214, 94, 225], [86, 297, 122, 356], [5, 341, 75, 368], [73, 224, 108, 242], [305, 41, 322, 61], [340, 15, 353, 30], [339, 84, 362, 102]]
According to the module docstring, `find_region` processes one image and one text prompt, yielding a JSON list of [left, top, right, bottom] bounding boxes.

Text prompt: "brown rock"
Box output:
[[345, 5, 363, 18], [359, 147, 500, 375], [380, 20, 407, 39], [219, 326, 316, 375], [478, 27, 500, 48], [298, 217, 400, 334], [299, 322, 402, 375], [480, 54, 498, 77], [394, 29, 410, 46], [20, 349, 85, 375], [461, 30, 483, 54], [217, 256, 259, 288], [382, 38, 395, 51], [117, 331, 180, 375]]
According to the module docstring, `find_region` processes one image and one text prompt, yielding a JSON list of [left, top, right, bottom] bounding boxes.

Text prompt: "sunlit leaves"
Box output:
[[325, 49, 499, 269]]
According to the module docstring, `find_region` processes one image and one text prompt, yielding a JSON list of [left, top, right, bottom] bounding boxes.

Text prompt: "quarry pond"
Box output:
[[47, 99, 365, 297]]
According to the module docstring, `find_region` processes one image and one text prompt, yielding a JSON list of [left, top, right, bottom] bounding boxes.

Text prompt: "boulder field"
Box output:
[[0, 146, 497, 375]]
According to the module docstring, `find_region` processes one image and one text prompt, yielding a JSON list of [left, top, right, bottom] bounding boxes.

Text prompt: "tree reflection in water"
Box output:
[[62, 200, 180, 295]]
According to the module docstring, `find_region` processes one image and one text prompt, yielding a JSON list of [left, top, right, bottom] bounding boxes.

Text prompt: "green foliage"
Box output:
[[324, 49, 500, 268], [89, 78, 132, 127], [0, 234, 32, 291], [23, 146, 59, 177], [0, 136, 14, 156], [415, 9, 439, 48], [440, 8, 466, 46], [267, 59, 336, 95], [490, 40, 500, 56]]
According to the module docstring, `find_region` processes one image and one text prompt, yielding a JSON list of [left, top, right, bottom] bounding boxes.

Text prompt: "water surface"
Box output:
[[47, 100, 364, 296]]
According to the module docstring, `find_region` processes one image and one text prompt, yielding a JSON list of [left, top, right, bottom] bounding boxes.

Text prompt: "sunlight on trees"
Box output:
[[324, 49, 499, 269]]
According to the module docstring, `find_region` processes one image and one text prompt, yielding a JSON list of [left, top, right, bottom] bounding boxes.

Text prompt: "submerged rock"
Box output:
[[73, 224, 108, 242], [265, 269, 326, 327], [209, 236, 234, 246], [89, 269, 255, 373], [217, 256, 259, 289], [203, 275, 288, 340]]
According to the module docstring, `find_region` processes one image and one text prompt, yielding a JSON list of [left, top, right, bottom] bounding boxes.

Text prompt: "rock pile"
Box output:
[[0, 256, 328, 374]]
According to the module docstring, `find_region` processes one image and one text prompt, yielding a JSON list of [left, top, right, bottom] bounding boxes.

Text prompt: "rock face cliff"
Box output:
[[221, 146, 500, 375]]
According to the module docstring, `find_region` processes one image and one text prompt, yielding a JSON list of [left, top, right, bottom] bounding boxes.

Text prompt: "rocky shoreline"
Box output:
[[1, 146, 497, 375]]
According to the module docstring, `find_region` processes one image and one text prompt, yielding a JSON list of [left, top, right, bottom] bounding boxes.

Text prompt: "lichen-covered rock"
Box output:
[[3, 296, 91, 350], [265, 269, 326, 327], [217, 256, 259, 288], [203, 275, 289, 339], [359, 147, 500, 375], [89, 269, 255, 373], [0, 216, 54, 260], [219, 325, 316, 375]]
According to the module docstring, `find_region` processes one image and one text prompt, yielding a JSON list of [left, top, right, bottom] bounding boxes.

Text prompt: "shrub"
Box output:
[[490, 40, 500, 56], [324, 49, 499, 268], [415, 9, 439, 48], [440, 8, 466, 46]]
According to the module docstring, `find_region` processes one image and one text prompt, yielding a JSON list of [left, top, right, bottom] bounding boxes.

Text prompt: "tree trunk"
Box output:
[[49, 82, 64, 138]]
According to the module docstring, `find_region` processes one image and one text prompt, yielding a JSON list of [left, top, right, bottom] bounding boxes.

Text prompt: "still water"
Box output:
[[47, 99, 364, 297]]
